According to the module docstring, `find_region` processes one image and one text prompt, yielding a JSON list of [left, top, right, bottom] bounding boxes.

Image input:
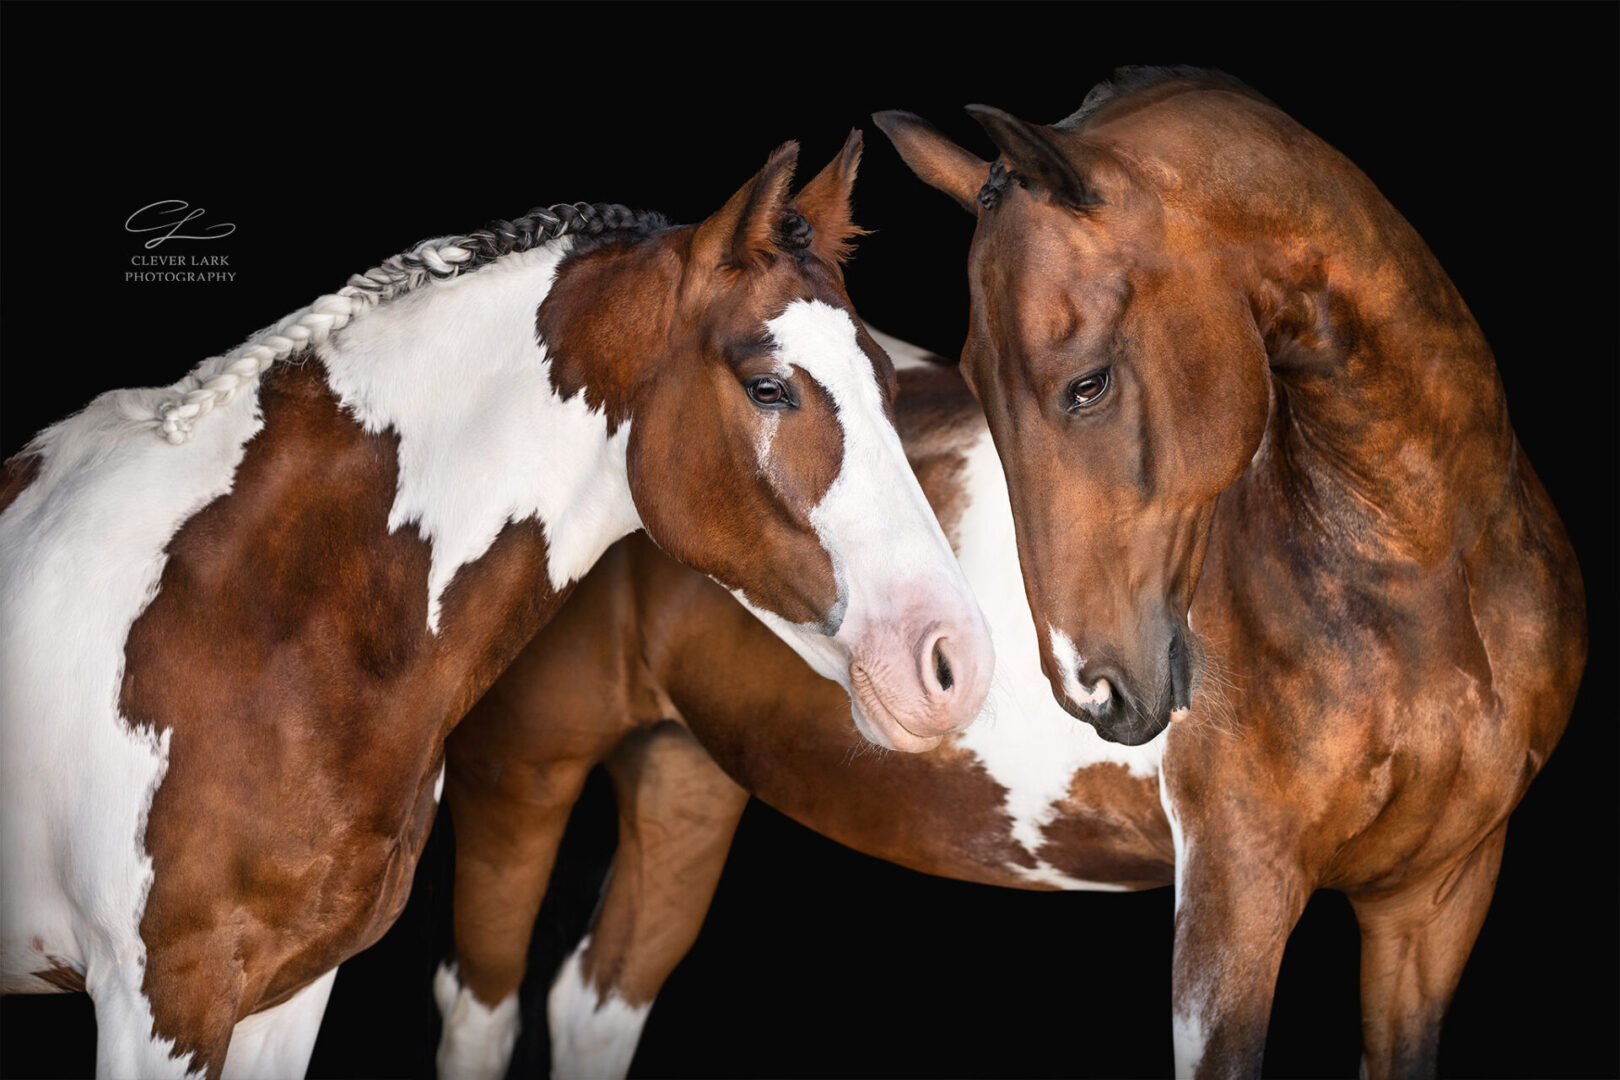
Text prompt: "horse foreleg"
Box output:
[[436, 752, 596, 1080], [1169, 834, 1312, 1080], [220, 968, 337, 1080], [1349, 823, 1507, 1080], [88, 949, 238, 1080], [548, 722, 747, 1080]]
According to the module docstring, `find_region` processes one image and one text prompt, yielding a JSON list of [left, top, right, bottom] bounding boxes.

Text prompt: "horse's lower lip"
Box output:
[[850, 664, 944, 751]]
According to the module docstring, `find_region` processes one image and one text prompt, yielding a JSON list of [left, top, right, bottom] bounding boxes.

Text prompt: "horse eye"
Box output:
[[745, 375, 794, 409], [1066, 369, 1111, 411]]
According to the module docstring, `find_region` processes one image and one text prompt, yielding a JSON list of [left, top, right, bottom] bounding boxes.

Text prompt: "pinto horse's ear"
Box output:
[[692, 141, 800, 271], [789, 129, 869, 265], [965, 104, 1104, 209], [873, 110, 988, 215]]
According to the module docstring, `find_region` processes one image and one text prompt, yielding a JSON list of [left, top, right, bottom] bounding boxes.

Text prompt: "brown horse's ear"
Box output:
[[965, 104, 1105, 209], [789, 129, 869, 265], [692, 141, 800, 270], [873, 110, 988, 214]]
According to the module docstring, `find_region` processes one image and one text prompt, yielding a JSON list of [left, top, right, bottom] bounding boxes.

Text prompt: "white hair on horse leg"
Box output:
[[433, 963, 519, 1080], [1172, 1003, 1207, 1078], [220, 967, 336, 1080], [547, 938, 652, 1080], [87, 959, 204, 1079], [1158, 763, 1206, 1077]]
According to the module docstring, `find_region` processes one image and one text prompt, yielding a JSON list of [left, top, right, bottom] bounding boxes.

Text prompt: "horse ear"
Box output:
[[872, 110, 988, 215], [790, 129, 869, 265], [692, 141, 800, 270], [965, 104, 1103, 209]]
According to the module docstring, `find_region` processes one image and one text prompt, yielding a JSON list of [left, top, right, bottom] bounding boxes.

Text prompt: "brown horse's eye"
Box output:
[[745, 375, 795, 409], [1066, 369, 1111, 411]]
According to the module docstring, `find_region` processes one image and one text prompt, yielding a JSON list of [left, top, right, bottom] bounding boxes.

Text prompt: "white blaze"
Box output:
[[730, 301, 973, 695]]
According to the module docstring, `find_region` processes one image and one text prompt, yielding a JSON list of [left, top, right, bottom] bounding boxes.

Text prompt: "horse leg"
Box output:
[[549, 722, 747, 1080], [436, 752, 596, 1080], [1169, 833, 1312, 1080], [88, 950, 239, 1080], [1349, 823, 1508, 1080], [219, 968, 338, 1080]]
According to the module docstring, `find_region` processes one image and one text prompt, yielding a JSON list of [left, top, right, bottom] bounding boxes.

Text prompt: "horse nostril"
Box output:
[[934, 641, 954, 692]]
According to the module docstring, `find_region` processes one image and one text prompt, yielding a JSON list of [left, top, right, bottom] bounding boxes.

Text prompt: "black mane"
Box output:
[[1057, 65, 1259, 131]]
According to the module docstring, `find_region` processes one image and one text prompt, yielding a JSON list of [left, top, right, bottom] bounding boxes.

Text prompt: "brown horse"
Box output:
[[876, 68, 1585, 1077], [434, 344, 1175, 1079], [0, 138, 993, 1079]]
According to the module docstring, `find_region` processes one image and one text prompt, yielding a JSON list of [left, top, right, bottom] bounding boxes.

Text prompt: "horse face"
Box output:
[[878, 108, 1269, 745], [609, 135, 994, 751]]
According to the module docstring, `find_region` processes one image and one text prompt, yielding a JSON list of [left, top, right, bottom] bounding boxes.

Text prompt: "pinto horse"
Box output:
[[0, 136, 994, 1079], [876, 68, 1585, 1078], [434, 343, 1173, 1080]]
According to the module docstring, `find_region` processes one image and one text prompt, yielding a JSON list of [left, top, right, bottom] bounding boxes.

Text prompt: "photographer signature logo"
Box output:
[[125, 200, 236, 249], [124, 200, 238, 283]]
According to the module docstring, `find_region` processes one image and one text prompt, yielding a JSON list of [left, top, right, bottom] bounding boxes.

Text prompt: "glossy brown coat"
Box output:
[[875, 71, 1585, 1079]]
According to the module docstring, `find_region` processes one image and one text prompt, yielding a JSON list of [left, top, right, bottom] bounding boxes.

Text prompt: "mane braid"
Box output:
[[153, 202, 668, 445]]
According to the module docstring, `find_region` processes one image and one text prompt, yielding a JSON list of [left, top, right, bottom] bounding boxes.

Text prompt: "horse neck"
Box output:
[[1234, 183, 1516, 570], [318, 241, 643, 632]]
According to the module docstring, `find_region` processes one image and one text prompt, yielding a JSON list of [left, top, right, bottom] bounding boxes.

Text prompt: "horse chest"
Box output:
[[1171, 578, 1515, 886]]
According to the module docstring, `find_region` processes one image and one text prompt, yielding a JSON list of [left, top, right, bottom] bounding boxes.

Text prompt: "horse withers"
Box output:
[[877, 69, 1585, 1078], [0, 134, 992, 1079]]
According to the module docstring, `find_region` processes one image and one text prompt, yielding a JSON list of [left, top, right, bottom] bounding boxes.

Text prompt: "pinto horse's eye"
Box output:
[[1065, 369, 1111, 411], [745, 375, 795, 410]]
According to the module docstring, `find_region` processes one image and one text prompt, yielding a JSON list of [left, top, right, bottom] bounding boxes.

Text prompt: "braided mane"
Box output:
[[154, 202, 669, 444]]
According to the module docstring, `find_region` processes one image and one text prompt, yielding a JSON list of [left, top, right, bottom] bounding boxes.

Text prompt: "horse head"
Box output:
[[876, 79, 1285, 745], [542, 132, 994, 750]]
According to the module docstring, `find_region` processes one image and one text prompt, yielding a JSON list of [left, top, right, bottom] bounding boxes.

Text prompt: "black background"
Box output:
[[1, 4, 1614, 1078]]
